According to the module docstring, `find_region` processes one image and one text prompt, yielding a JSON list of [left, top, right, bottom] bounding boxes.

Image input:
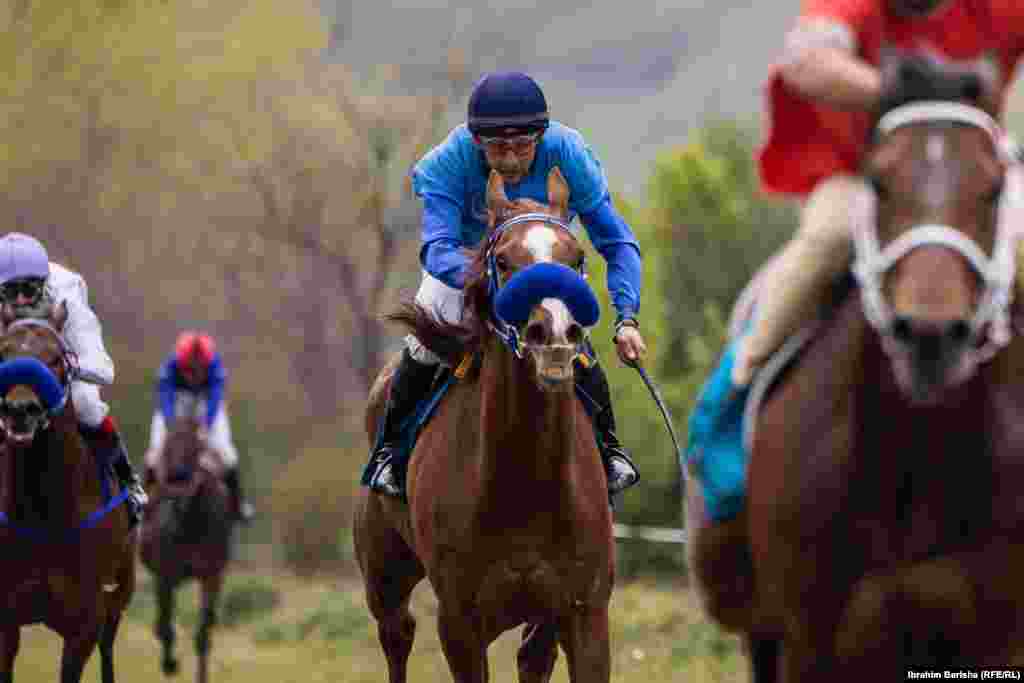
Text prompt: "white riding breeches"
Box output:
[[145, 395, 239, 469], [72, 380, 109, 429], [405, 270, 464, 365]]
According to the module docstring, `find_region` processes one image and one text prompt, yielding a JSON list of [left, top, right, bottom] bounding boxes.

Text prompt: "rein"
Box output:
[[852, 101, 1021, 369]]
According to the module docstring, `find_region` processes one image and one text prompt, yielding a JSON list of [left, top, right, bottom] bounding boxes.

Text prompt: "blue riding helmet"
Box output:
[[0, 233, 49, 285], [467, 71, 550, 137]]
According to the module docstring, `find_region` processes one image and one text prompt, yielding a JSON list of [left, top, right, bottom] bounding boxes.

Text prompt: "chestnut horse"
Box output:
[[140, 410, 233, 683], [0, 305, 136, 683], [354, 167, 615, 683], [690, 85, 1024, 678]]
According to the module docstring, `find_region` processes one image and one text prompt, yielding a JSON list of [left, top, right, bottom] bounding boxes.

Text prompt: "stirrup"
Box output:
[[604, 447, 639, 494], [369, 451, 402, 498]]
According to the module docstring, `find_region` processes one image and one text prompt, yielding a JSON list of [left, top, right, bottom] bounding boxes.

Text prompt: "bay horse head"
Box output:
[[854, 75, 1013, 403], [466, 167, 598, 391], [158, 415, 219, 499], [0, 302, 73, 446]]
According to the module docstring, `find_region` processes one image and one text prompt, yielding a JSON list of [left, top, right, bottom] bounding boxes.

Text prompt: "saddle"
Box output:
[[686, 271, 855, 523]]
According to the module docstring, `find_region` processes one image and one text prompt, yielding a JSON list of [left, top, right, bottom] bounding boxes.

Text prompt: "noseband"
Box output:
[[485, 212, 587, 358], [3, 318, 77, 409], [852, 101, 1020, 365]]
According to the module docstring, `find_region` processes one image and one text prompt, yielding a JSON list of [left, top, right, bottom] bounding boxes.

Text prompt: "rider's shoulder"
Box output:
[[412, 124, 478, 181], [45, 262, 87, 293]]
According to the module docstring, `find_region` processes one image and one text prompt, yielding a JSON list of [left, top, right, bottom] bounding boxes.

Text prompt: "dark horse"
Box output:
[[689, 80, 1024, 677], [0, 304, 136, 683], [140, 411, 234, 683], [354, 167, 615, 683]]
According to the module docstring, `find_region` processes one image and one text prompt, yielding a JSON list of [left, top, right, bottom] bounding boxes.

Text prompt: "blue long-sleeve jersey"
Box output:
[[156, 353, 227, 429], [410, 121, 642, 321]]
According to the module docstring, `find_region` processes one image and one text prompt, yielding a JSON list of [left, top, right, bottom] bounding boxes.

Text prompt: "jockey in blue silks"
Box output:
[[145, 331, 252, 522], [364, 70, 648, 499], [0, 232, 148, 524]]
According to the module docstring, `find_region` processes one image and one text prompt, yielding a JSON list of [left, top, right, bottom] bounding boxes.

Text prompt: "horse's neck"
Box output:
[[477, 340, 580, 489]]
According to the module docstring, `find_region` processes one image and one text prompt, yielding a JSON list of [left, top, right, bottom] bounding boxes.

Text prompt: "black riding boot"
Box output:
[[366, 349, 439, 497], [575, 358, 640, 495], [81, 424, 148, 526], [223, 467, 254, 523]]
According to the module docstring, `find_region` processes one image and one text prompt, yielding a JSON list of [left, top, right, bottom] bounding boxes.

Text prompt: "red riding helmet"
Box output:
[[174, 331, 216, 369]]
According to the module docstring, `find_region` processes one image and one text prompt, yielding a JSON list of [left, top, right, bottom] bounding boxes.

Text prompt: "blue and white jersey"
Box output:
[[410, 121, 642, 320]]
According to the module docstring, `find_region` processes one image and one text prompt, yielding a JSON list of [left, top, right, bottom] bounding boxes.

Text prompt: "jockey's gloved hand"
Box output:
[[877, 57, 983, 119]]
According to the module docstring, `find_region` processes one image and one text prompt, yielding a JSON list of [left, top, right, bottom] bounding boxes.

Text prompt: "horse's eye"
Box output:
[[869, 175, 888, 200], [496, 256, 509, 272], [986, 180, 1005, 205]]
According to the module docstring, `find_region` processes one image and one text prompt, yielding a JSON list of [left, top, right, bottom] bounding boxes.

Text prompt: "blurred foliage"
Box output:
[[1, 0, 798, 580], [590, 120, 795, 578]]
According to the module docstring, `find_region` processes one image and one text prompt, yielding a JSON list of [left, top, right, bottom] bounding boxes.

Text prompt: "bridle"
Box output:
[[852, 101, 1020, 369], [484, 212, 587, 359], [0, 318, 77, 418]]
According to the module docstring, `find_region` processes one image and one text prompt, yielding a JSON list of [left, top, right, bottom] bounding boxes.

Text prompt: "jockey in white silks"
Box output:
[[144, 331, 252, 522], [0, 232, 148, 524]]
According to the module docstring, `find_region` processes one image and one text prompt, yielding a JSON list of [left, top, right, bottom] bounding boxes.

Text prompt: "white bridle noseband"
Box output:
[[852, 101, 1021, 363]]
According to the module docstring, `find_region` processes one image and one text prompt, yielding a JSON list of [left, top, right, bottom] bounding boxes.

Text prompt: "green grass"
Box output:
[[12, 570, 748, 682]]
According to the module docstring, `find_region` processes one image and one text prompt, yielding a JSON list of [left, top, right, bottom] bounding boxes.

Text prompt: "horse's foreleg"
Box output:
[[0, 627, 20, 683], [59, 626, 101, 683], [558, 607, 610, 683], [748, 636, 781, 683], [99, 612, 123, 683], [195, 574, 223, 683], [155, 578, 179, 676], [437, 610, 488, 683], [355, 495, 424, 683], [516, 622, 559, 683]]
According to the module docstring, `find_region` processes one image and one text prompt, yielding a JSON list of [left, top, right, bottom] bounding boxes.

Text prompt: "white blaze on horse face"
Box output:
[[923, 132, 951, 208], [523, 225, 560, 263], [540, 297, 575, 340]]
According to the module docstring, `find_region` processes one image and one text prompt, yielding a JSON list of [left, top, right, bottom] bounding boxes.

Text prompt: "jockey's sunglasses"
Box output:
[[0, 278, 45, 303], [476, 132, 542, 155]]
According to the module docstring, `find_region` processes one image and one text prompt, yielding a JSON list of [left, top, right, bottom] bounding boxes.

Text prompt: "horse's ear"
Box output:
[[547, 167, 570, 217], [51, 301, 67, 331], [486, 170, 512, 222]]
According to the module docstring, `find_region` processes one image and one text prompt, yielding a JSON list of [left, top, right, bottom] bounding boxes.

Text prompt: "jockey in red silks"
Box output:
[[739, 0, 1024, 385], [686, 0, 1024, 522], [0, 232, 148, 524], [145, 331, 253, 522]]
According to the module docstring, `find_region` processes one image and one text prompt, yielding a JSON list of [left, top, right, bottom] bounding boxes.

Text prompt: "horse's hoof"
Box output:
[[162, 657, 179, 676]]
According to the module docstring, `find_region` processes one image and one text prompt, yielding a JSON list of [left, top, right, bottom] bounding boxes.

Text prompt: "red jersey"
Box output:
[[759, 0, 1024, 196]]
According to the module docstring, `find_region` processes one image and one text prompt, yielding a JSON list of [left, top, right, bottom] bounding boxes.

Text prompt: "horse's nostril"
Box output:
[[566, 323, 584, 346], [946, 319, 971, 344], [892, 316, 913, 343], [524, 321, 548, 346]]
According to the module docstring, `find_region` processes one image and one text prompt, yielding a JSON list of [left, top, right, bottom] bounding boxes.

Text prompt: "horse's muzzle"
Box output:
[[526, 343, 578, 389], [889, 315, 973, 402], [0, 394, 47, 446]]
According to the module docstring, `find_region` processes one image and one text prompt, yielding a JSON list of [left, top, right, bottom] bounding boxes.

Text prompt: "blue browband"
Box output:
[[485, 213, 597, 357]]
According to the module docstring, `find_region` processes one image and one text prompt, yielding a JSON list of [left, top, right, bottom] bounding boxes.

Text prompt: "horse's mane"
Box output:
[[388, 243, 491, 368], [389, 199, 556, 368], [875, 61, 986, 122]]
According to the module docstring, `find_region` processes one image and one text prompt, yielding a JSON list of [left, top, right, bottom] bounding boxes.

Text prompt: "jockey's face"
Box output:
[[888, 0, 951, 17], [180, 359, 208, 388], [476, 130, 541, 185], [0, 277, 45, 308]]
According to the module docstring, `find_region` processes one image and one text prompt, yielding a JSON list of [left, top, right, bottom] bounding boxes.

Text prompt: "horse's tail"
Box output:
[[386, 302, 475, 367]]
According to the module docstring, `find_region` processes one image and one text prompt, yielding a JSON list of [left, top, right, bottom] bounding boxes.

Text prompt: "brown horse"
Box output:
[[354, 167, 615, 683], [140, 412, 233, 683], [0, 305, 136, 683], [691, 87, 1024, 677]]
